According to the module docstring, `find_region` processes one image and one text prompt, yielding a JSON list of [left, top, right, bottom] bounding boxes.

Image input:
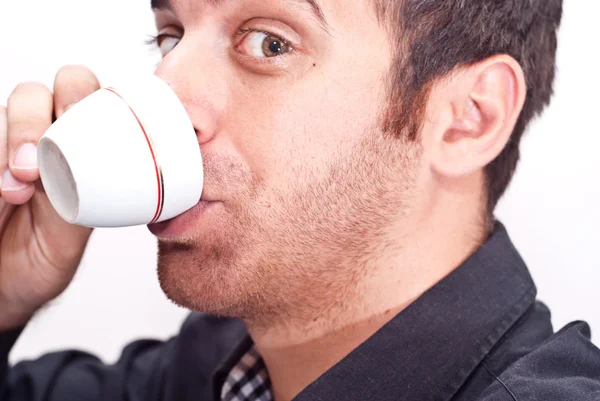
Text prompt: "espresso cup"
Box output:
[[37, 74, 204, 228]]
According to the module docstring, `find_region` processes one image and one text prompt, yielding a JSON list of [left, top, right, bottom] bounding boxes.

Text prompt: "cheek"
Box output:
[[225, 68, 386, 192]]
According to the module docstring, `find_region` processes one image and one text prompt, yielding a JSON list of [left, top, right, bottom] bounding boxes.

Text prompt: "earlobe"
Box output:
[[432, 56, 526, 179]]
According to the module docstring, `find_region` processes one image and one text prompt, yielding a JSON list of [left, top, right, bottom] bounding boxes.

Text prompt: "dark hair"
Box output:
[[376, 0, 563, 213]]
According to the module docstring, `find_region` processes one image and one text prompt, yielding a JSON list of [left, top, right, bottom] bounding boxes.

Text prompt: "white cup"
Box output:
[[37, 74, 204, 228]]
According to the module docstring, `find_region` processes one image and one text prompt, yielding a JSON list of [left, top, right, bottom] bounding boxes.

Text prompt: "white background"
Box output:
[[0, 0, 599, 364]]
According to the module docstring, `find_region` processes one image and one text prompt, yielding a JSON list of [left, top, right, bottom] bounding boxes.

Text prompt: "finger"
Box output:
[[0, 104, 35, 203], [0, 177, 35, 204], [0, 105, 6, 188], [54, 65, 101, 118], [6, 82, 53, 183]]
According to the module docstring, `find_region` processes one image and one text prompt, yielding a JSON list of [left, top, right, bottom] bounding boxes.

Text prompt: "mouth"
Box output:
[[147, 200, 218, 239]]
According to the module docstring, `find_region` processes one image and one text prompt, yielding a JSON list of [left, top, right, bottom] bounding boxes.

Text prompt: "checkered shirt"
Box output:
[[220, 344, 273, 401]]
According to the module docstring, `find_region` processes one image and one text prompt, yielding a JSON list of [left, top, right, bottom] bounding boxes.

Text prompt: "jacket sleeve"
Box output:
[[0, 326, 171, 401]]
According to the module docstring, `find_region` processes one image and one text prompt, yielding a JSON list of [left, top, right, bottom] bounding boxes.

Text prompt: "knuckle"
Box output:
[[10, 82, 51, 99], [55, 65, 97, 84], [57, 64, 86, 75], [0, 105, 6, 125], [9, 116, 49, 132], [7, 83, 53, 127], [0, 105, 6, 144], [54, 66, 99, 115]]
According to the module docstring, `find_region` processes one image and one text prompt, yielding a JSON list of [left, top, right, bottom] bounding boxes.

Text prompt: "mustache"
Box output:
[[201, 152, 256, 195]]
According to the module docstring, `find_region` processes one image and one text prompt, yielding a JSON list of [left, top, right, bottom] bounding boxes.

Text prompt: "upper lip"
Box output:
[[199, 195, 218, 202]]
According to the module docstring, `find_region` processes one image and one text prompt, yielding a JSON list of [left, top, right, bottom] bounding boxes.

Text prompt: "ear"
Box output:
[[430, 55, 526, 178]]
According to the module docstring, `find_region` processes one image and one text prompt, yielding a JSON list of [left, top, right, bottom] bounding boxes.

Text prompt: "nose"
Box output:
[[154, 37, 224, 145]]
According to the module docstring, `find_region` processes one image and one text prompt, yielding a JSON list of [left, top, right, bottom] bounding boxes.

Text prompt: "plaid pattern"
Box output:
[[220, 345, 273, 401]]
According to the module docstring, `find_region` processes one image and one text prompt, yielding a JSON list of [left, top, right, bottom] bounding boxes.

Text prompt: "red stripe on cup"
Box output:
[[104, 87, 164, 224]]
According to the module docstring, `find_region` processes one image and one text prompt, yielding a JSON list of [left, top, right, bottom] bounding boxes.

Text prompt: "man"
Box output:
[[1, 0, 596, 400]]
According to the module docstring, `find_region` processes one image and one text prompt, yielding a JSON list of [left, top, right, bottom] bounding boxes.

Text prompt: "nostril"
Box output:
[[194, 126, 217, 145]]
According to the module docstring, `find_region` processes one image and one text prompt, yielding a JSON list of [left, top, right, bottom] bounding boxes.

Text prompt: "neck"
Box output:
[[245, 184, 488, 401]]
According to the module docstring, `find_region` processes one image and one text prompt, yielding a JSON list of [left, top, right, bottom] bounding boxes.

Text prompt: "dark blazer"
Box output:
[[2, 222, 600, 400]]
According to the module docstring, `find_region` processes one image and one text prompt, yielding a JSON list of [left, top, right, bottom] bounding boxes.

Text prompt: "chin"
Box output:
[[156, 236, 265, 319]]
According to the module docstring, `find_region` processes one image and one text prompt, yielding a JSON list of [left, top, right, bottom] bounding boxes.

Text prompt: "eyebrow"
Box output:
[[150, 0, 329, 32]]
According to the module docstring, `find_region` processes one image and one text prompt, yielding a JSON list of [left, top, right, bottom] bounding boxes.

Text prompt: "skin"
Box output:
[[0, 1, 526, 400]]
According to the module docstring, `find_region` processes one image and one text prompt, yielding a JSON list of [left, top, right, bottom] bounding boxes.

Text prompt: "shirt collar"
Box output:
[[212, 222, 537, 401], [295, 221, 536, 401]]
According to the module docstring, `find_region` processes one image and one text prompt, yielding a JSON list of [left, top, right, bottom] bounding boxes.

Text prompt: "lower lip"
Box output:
[[148, 200, 216, 238]]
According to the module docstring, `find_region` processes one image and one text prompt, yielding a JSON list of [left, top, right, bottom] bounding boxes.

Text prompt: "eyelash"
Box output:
[[145, 33, 177, 48], [146, 28, 294, 58], [235, 26, 287, 43]]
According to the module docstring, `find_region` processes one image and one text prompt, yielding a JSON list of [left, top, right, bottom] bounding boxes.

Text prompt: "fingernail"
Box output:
[[2, 169, 29, 192], [13, 143, 38, 170]]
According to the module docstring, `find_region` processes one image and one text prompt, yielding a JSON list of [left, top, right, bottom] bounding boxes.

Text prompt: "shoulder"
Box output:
[[478, 321, 600, 400]]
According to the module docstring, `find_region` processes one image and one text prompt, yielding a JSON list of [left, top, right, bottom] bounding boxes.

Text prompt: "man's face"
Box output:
[[150, 0, 419, 321]]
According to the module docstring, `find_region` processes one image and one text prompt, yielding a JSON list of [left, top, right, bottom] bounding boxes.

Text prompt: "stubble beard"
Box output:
[[156, 127, 419, 329]]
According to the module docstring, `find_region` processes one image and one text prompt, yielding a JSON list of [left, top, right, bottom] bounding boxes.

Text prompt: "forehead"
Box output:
[[151, 0, 326, 22], [150, 0, 381, 32], [152, 0, 323, 10]]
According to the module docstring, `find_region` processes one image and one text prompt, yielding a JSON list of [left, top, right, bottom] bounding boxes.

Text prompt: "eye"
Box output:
[[237, 30, 292, 58], [154, 34, 181, 57]]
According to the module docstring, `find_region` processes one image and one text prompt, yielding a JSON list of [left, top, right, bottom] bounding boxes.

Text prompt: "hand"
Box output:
[[0, 66, 101, 331]]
